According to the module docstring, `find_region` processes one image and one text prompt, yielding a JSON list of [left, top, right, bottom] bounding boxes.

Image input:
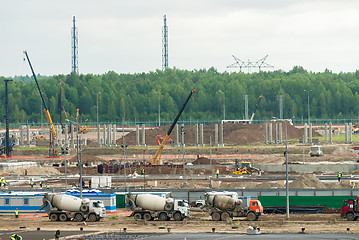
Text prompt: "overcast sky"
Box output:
[[2, 0, 359, 77]]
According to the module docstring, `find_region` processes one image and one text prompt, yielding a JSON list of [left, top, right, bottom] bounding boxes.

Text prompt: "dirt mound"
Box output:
[[192, 157, 219, 165], [289, 174, 326, 189], [333, 145, 356, 155], [69, 154, 103, 164], [5, 166, 62, 176], [117, 121, 319, 146]]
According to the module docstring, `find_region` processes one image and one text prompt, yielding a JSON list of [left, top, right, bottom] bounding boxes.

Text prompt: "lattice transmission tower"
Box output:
[[162, 15, 168, 71], [71, 16, 79, 74], [227, 55, 274, 72]]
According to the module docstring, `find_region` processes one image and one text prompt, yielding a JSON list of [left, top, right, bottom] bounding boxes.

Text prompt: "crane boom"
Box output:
[[23, 50, 56, 139], [151, 89, 195, 165], [249, 95, 262, 124]]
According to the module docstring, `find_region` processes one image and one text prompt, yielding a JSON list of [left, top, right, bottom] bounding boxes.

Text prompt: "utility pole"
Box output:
[[285, 124, 289, 220], [77, 109, 82, 198], [181, 125, 186, 186], [4, 79, 13, 157]]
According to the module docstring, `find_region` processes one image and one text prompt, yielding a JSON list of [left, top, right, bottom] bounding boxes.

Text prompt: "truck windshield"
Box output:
[[93, 201, 105, 208]]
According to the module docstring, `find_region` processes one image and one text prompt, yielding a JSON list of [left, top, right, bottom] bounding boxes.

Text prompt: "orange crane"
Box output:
[[151, 89, 195, 165], [23, 50, 57, 156]]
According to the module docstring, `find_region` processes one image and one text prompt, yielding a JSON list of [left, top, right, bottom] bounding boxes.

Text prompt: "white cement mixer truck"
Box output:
[[127, 193, 189, 221], [204, 191, 263, 221], [39, 193, 106, 222]]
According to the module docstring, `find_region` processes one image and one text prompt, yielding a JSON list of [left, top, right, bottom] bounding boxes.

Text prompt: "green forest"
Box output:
[[1, 66, 359, 126]]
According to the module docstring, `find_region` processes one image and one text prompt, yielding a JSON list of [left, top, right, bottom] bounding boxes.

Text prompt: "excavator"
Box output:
[[151, 89, 195, 165], [233, 160, 261, 175], [23, 50, 58, 157]]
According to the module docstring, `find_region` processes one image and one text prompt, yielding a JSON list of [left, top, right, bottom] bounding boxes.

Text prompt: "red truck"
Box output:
[[341, 196, 359, 221]]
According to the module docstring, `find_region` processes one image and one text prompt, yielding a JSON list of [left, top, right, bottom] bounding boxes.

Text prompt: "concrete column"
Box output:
[[113, 124, 116, 146], [20, 126, 24, 147], [345, 123, 348, 144], [55, 125, 60, 146], [58, 125, 62, 146], [27, 125, 30, 146], [200, 124, 204, 146], [304, 123, 308, 144], [181, 124, 185, 146], [70, 124, 75, 148], [349, 122, 353, 144], [97, 125, 101, 147], [214, 124, 219, 146], [136, 125, 140, 146], [329, 122, 332, 144], [219, 123, 224, 146], [279, 123, 283, 144], [142, 124, 146, 146], [269, 123, 272, 144], [309, 123, 312, 144], [65, 125, 69, 147], [103, 124, 106, 146], [107, 124, 112, 146], [195, 124, 198, 146], [175, 124, 179, 147], [324, 123, 328, 144], [274, 124, 278, 144], [264, 124, 268, 145]]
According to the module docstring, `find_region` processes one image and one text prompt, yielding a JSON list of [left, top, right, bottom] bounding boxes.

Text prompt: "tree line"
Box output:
[[1, 66, 359, 125]]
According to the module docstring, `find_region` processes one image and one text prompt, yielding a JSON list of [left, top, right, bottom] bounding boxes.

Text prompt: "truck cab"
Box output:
[[174, 199, 190, 218], [249, 200, 263, 215], [341, 196, 359, 221], [90, 200, 106, 219]]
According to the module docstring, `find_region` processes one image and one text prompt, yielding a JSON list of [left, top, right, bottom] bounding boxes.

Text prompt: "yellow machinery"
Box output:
[[233, 162, 261, 175], [151, 89, 195, 165]]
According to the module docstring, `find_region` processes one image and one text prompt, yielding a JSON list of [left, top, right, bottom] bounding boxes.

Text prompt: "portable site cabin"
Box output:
[[115, 192, 171, 208], [0, 191, 47, 213], [66, 189, 116, 211]]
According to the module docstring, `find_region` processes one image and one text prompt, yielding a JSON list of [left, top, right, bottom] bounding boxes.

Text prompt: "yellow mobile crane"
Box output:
[[23, 50, 57, 156], [151, 89, 195, 165]]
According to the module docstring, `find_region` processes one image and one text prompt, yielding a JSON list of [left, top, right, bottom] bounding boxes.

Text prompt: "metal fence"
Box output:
[[3, 118, 359, 129]]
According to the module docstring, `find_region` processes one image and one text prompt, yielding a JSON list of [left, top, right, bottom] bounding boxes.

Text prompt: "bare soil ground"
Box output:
[[1, 212, 357, 234]]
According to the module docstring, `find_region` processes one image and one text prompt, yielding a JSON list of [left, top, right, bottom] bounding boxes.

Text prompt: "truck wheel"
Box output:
[[88, 213, 97, 222], [247, 212, 256, 221], [196, 203, 203, 208], [59, 213, 68, 222], [133, 213, 142, 220], [173, 212, 183, 221], [143, 213, 152, 221], [211, 212, 221, 221], [164, 203, 173, 211], [159, 212, 169, 221], [50, 214, 58, 222], [221, 212, 231, 221], [74, 213, 84, 222], [346, 212, 355, 221]]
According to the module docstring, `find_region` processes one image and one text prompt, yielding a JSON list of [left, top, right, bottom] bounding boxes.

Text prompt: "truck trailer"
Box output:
[[127, 193, 189, 221], [204, 191, 263, 221], [39, 193, 106, 222]]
